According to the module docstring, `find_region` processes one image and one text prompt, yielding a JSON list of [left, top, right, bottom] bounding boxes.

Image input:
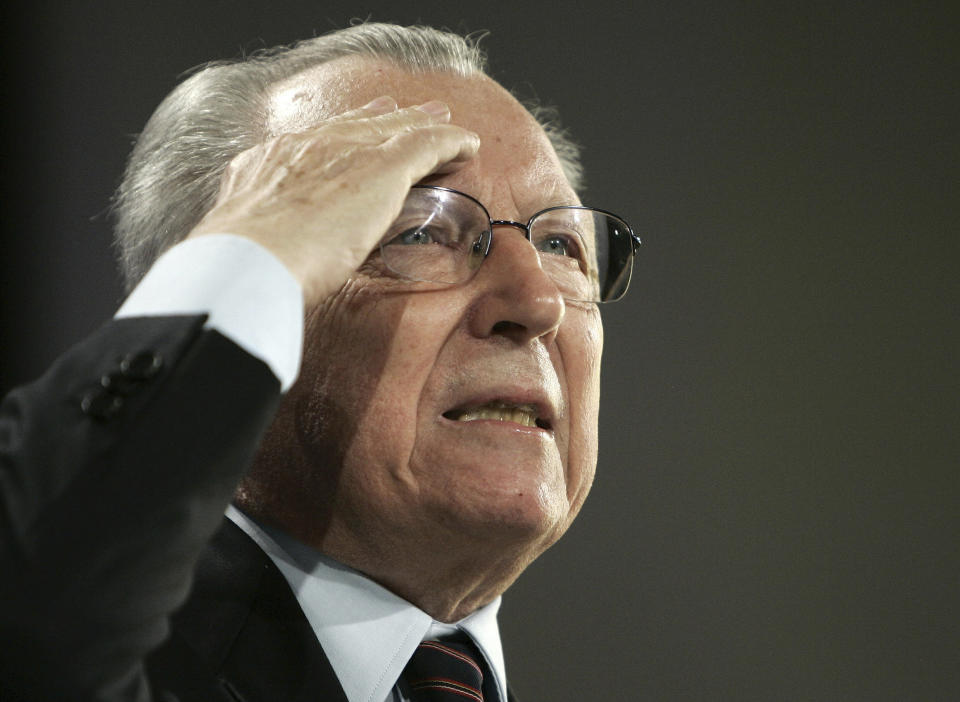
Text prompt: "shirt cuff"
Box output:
[[115, 234, 303, 392]]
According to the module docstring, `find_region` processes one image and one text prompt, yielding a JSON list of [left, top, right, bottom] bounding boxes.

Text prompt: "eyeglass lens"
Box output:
[[379, 187, 634, 302]]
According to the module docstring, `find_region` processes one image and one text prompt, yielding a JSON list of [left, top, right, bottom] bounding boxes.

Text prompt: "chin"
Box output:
[[425, 464, 577, 553]]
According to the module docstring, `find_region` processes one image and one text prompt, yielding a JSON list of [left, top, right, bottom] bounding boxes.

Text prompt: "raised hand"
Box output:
[[189, 97, 480, 305]]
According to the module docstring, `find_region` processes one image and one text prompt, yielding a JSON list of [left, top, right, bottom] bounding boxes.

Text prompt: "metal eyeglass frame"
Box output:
[[384, 185, 641, 303]]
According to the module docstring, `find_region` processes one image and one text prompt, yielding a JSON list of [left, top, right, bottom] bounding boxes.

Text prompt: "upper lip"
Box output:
[[441, 387, 558, 430]]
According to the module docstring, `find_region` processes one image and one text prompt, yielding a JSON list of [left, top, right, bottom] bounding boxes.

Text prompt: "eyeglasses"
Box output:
[[378, 186, 641, 303]]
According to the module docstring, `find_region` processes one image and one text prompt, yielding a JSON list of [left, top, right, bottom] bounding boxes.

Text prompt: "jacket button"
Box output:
[[80, 389, 124, 420], [120, 351, 164, 380], [100, 371, 138, 395]]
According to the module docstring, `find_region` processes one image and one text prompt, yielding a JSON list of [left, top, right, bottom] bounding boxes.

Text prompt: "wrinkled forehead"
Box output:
[[265, 55, 578, 216]]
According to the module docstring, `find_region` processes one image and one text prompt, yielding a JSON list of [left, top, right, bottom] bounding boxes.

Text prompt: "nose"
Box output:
[[466, 223, 565, 344]]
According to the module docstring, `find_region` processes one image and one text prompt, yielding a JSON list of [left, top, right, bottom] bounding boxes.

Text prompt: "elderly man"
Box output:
[[0, 23, 638, 702]]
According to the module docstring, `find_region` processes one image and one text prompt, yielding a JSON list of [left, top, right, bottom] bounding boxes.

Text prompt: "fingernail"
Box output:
[[363, 96, 397, 112], [417, 101, 450, 117]]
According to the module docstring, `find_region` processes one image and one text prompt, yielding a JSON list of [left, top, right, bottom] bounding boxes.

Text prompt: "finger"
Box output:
[[317, 101, 454, 146], [321, 95, 399, 125], [375, 123, 481, 184], [277, 102, 455, 172]]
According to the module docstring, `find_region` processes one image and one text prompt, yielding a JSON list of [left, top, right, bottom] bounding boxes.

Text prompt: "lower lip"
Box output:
[[439, 415, 553, 438]]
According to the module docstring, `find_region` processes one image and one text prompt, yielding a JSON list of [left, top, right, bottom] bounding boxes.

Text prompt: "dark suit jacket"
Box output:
[[0, 315, 282, 700], [147, 518, 348, 702], [0, 316, 517, 702], [148, 517, 519, 702]]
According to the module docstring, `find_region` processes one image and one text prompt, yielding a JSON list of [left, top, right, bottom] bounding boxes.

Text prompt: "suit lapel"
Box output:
[[166, 518, 348, 702], [158, 519, 518, 702]]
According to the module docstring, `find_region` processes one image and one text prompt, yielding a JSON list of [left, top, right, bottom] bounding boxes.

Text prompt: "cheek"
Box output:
[[315, 284, 461, 477], [561, 309, 604, 507]]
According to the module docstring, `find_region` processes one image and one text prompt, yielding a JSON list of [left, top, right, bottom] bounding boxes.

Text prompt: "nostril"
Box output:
[[491, 320, 525, 335]]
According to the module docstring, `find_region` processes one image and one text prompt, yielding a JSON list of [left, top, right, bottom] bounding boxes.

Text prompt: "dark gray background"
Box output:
[[2, 1, 958, 700]]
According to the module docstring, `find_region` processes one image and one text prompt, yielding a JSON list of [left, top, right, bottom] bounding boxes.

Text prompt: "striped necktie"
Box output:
[[402, 637, 486, 701]]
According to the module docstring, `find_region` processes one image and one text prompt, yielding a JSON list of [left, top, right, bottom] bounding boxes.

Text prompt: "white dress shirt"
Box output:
[[115, 234, 509, 702], [116, 234, 303, 392], [227, 506, 508, 702]]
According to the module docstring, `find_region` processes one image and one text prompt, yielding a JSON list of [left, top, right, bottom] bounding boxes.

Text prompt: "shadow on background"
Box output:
[[2, 1, 957, 699]]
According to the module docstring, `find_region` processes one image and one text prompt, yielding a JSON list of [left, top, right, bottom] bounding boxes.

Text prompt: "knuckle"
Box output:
[[261, 133, 298, 161], [225, 147, 256, 175], [319, 120, 352, 136], [379, 106, 432, 130], [273, 131, 301, 149], [221, 158, 239, 179], [322, 119, 381, 145], [417, 127, 442, 147]]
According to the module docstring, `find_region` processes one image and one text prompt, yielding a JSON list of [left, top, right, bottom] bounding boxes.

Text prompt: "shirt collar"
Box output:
[[226, 506, 507, 702]]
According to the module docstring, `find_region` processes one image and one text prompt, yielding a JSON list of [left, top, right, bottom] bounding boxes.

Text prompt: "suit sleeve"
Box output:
[[0, 238, 301, 701]]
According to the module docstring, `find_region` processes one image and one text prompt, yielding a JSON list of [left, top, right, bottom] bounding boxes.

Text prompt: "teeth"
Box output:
[[452, 402, 539, 427]]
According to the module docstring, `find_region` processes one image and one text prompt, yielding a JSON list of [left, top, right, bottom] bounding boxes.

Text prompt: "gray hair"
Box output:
[[112, 22, 584, 291]]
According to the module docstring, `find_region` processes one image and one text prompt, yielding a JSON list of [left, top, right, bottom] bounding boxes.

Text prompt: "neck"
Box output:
[[241, 497, 552, 621], [325, 533, 542, 622]]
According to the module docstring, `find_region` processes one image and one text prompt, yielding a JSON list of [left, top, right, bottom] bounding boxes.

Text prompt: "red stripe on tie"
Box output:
[[418, 641, 484, 676], [402, 637, 487, 701], [411, 678, 483, 701]]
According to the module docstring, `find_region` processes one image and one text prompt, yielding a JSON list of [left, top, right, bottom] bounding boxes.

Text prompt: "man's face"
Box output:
[[250, 57, 602, 580]]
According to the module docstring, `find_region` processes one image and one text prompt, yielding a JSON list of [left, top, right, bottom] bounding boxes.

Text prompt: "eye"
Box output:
[[386, 227, 437, 246], [535, 233, 579, 258]]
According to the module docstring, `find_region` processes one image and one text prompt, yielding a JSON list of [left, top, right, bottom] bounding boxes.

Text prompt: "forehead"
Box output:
[[266, 55, 577, 215]]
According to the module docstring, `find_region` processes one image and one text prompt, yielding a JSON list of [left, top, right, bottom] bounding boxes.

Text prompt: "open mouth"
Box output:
[[443, 401, 552, 430]]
